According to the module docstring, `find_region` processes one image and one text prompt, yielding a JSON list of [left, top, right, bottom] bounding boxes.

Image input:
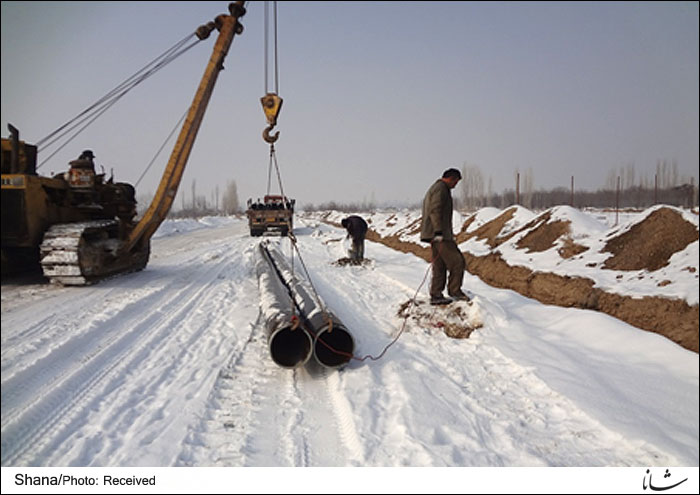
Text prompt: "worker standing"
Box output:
[[341, 215, 368, 263], [420, 168, 469, 305]]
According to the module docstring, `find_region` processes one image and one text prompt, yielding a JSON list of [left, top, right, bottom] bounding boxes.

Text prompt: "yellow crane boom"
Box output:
[[125, 1, 246, 254]]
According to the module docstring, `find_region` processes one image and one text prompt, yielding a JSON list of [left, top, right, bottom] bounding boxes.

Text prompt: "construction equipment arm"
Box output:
[[125, 1, 246, 253]]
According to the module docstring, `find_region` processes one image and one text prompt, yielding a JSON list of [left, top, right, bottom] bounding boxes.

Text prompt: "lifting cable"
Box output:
[[258, 0, 429, 363], [36, 31, 202, 170], [303, 244, 442, 363], [134, 107, 189, 188], [259, 1, 337, 340], [264, 0, 280, 96]]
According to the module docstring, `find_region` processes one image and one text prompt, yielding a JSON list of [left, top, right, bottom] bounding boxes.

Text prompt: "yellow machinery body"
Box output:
[[1, 130, 140, 282], [1, 1, 247, 284]]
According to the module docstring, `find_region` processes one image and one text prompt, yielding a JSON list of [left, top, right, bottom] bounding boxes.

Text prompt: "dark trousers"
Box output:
[[430, 240, 465, 297], [350, 237, 365, 261]]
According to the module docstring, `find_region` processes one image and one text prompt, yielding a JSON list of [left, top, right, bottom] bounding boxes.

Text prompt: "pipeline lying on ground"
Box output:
[[255, 243, 313, 368], [257, 240, 355, 369]]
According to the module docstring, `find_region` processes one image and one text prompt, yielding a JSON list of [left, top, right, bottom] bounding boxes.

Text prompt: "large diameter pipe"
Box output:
[[264, 242, 355, 369], [306, 309, 355, 369], [255, 244, 313, 368]]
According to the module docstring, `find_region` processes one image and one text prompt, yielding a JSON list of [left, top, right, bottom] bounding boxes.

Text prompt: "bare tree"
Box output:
[[605, 169, 617, 190], [523, 167, 534, 208], [222, 179, 239, 215], [671, 159, 678, 187], [487, 175, 493, 207], [625, 162, 635, 190], [460, 163, 484, 211], [191, 179, 197, 211]]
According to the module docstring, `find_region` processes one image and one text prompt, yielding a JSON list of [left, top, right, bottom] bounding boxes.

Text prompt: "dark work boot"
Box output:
[[430, 294, 452, 306], [448, 290, 471, 302]]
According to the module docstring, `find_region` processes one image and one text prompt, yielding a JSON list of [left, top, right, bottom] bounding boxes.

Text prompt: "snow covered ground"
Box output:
[[1, 213, 698, 479]]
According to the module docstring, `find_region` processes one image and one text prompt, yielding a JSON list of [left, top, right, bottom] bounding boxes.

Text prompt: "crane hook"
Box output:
[[263, 124, 280, 144]]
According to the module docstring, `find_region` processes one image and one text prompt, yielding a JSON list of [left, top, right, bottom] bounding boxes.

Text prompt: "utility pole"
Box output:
[[571, 176, 574, 207], [615, 176, 620, 226]]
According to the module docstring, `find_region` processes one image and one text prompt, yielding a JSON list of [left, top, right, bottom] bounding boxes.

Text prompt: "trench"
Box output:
[[360, 228, 698, 353]]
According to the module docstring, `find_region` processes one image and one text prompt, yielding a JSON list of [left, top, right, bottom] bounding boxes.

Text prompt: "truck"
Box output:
[[1, 2, 248, 284], [246, 194, 295, 237]]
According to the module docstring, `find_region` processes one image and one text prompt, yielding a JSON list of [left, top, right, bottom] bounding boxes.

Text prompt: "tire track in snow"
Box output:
[[176, 316, 266, 466], [1, 233, 257, 466], [84, 252, 259, 466], [238, 333, 301, 466], [0, 283, 171, 427], [179, 317, 304, 466], [207, 358, 366, 466], [179, 241, 365, 466], [322, 369, 365, 463], [0, 279, 170, 381], [1, 236, 244, 397]]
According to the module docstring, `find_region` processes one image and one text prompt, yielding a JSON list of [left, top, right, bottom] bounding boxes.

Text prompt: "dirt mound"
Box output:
[[454, 216, 476, 243], [401, 218, 423, 237], [458, 207, 517, 247], [603, 207, 698, 271], [459, 209, 588, 257], [514, 212, 570, 253], [557, 236, 589, 259], [358, 211, 698, 353], [513, 214, 588, 258]]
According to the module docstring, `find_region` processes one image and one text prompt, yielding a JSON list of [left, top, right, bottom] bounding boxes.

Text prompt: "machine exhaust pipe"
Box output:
[[8, 124, 19, 173], [263, 242, 355, 369], [256, 243, 313, 368]]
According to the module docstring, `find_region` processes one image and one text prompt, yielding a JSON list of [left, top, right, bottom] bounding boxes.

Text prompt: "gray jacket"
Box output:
[[420, 179, 454, 242]]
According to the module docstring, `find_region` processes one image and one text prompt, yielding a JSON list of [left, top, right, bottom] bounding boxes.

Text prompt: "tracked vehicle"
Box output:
[[1, 2, 248, 285]]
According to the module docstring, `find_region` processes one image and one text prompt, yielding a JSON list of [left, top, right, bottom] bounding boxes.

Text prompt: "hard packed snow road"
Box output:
[[1, 217, 696, 466]]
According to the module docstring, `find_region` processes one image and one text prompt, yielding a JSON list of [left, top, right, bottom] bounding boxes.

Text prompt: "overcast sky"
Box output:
[[2, 1, 698, 207]]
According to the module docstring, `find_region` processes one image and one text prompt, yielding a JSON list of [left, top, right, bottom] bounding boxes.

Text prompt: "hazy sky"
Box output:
[[2, 1, 698, 207]]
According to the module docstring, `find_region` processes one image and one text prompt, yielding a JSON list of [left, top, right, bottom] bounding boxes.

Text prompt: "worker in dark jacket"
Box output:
[[420, 168, 468, 305], [341, 215, 368, 262]]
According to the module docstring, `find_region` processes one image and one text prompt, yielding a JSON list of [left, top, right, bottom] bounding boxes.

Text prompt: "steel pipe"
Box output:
[[263, 242, 355, 369], [255, 243, 313, 368], [306, 310, 355, 369]]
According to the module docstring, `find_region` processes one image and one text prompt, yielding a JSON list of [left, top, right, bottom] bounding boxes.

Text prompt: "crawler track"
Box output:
[[40, 220, 149, 285]]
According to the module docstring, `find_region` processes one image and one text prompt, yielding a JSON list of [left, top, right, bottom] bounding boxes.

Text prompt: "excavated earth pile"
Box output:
[[345, 206, 699, 353]]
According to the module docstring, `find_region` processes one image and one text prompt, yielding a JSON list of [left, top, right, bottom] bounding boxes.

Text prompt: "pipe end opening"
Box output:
[[270, 326, 313, 368], [314, 326, 355, 368]]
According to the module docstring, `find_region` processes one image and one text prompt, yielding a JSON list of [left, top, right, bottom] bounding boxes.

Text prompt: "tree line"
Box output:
[[137, 161, 698, 218], [136, 179, 241, 218], [459, 162, 698, 211]]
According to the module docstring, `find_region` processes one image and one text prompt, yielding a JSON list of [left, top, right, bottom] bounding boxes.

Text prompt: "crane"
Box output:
[[1, 2, 247, 285]]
